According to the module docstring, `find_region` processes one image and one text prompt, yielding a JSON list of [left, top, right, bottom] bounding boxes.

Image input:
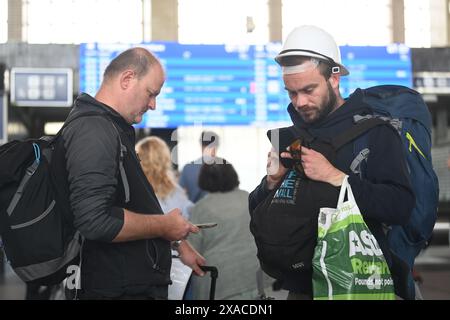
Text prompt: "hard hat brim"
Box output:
[[275, 50, 349, 76]]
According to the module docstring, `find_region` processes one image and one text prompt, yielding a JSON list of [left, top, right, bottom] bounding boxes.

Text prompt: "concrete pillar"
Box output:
[[151, 0, 178, 41], [447, 0, 450, 45], [392, 0, 405, 43], [142, 0, 152, 42], [268, 0, 282, 42], [430, 0, 448, 46], [7, 0, 24, 42]]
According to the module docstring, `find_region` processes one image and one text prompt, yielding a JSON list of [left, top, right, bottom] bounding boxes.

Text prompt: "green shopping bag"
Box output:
[[312, 176, 395, 300]]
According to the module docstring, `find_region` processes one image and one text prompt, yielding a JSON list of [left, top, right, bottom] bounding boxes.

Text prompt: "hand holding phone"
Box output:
[[289, 138, 305, 175], [195, 222, 218, 229]]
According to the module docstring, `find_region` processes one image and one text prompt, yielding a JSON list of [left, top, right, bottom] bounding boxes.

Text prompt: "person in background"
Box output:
[[188, 158, 261, 300], [136, 136, 193, 219], [179, 131, 219, 203], [62, 47, 205, 299]]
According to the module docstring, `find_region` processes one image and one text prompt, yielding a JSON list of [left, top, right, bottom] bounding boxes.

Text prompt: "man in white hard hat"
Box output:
[[249, 26, 414, 299]]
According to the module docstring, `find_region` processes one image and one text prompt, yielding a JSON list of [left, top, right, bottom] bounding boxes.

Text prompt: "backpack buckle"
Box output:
[[26, 161, 39, 176]]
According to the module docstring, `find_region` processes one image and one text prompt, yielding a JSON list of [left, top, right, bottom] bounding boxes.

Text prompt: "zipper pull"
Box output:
[[405, 132, 426, 159], [406, 132, 413, 153]]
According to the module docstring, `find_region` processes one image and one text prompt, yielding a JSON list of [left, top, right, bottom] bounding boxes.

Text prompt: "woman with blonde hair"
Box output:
[[136, 136, 192, 219]]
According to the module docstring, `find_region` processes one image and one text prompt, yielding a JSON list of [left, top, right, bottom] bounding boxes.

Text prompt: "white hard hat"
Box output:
[[275, 25, 349, 76]]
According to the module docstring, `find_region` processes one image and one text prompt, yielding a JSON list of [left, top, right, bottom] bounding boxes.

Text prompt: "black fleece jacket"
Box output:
[[249, 89, 415, 294]]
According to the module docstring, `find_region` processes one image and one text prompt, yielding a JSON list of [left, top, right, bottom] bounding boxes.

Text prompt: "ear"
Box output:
[[119, 70, 135, 90], [328, 73, 340, 90]]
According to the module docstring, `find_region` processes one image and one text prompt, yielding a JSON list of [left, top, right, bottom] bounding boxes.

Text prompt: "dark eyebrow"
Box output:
[[284, 83, 318, 93]]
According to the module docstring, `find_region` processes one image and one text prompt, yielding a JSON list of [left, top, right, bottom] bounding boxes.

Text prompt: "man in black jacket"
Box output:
[[248, 25, 415, 299], [62, 47, 205, 299]]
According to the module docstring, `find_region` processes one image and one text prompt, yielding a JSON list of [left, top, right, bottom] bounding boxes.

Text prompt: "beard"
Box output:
[[300, 81, 337, 124]]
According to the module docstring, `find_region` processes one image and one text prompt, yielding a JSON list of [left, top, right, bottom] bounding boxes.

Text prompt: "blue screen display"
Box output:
[[79, 43, 412, 128], [340, 45, 412, 98]]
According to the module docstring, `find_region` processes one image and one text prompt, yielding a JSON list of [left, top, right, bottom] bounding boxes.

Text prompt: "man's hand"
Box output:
[[266, 147, 288, 190], [161, 209, 199, 241], [281, 146, 345, 186], [177, 240, 206, 276], [114, 208, 199, 243]]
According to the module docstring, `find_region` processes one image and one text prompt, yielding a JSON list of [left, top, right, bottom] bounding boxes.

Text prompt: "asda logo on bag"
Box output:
[[348, 230, 383, 257]]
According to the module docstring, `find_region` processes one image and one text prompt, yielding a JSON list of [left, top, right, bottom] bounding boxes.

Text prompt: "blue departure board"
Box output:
[[340, 44, 412, 98], [79, 42, 412, 128]]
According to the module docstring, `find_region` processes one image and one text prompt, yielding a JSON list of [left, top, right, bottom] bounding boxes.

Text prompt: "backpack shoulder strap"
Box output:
[[58, 112, 130, 203], [54, 111, 106, 140], [106, 120, 130, 203], [331, 117, 388, 151]]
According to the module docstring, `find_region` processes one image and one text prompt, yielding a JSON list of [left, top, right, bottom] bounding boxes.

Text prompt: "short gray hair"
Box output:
[[103, 47, 160, 81]]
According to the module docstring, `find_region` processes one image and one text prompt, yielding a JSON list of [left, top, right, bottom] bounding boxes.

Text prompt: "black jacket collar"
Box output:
[[69, 93, 134, 137]]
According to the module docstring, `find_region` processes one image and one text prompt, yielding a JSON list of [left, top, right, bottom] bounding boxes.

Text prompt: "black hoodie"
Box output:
[[249, 89, 415, 296]]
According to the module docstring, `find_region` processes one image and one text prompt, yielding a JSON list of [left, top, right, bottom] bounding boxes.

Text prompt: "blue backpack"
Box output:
[[351, 85, 439, 299]]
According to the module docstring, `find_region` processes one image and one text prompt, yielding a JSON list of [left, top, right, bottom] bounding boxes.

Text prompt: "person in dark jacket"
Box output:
[[248, 25, 415, 300], [179, 131, 220, 203], [61, 47, 205, 299]]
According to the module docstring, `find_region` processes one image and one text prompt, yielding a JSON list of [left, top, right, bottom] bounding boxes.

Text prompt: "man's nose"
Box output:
[[148, 98, 156, 110], [293, 94, 308, 109]]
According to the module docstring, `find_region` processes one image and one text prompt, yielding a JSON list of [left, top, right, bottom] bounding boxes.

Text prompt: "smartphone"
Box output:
[[195, 222, 218, 229], [266, 126, 297, 169], [289, 138, 305, 174]]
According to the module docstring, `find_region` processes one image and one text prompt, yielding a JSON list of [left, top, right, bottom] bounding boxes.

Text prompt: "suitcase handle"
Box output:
[[200, 266, 218, 300], [200, 266, 218, 278]]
